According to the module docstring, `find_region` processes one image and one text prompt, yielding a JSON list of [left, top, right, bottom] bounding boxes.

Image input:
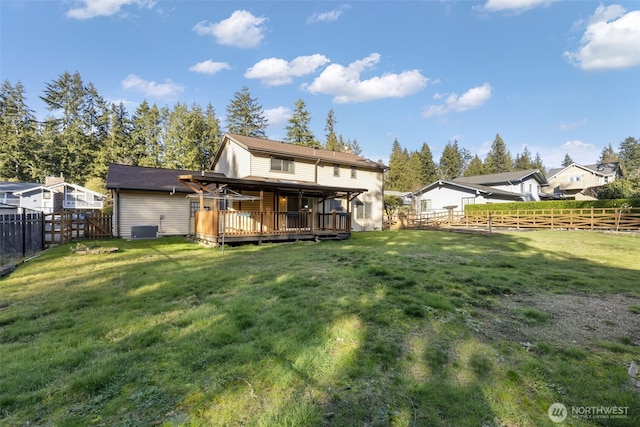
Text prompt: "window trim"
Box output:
[[270, 157, 294, 173]]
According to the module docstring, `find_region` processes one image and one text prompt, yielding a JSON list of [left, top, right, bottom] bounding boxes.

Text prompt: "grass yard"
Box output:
[[0, 229, 639, 426]]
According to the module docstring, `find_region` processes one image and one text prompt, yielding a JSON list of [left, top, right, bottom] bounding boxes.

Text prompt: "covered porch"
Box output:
[[178, 174, 366, 245]]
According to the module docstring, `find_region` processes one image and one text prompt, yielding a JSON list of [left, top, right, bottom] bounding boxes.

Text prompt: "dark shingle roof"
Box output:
[[454, 169, 546, 185], [106, 164, 223, 193], [219, 133, 386, 170]]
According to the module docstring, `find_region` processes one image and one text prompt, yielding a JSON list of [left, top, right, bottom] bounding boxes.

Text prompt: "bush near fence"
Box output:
[[464, 198, 640, 213]]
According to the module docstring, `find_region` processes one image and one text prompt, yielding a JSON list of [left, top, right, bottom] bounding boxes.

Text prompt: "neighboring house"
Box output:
[[105, 133, 386, 242], [384, 190, 413, 207], [413, 169, 549, 213], [106, 164, 206, 239], [545, 162, 623, 200], [0, 182, 41, 214], [1, 179, 105, 214]]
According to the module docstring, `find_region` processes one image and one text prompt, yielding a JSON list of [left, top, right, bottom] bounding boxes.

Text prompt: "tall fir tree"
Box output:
[[131, 101, 165, 168], [0, 80, 38, 181], [532, 152, 545, 174], [417, 143, 438, 184], [225, 86, 268, 138], [464, 155, 485, 176], [285, 99, 319, 147], [599, 143, 619, 163], [484, 134, 512, 174], [324, 109, 339, 151], [438, 140, 465, 179], [618, 136, 640, 178], [513, 146, 534, 170], [561, 153, 573, 167], [94, 101, 133, 178], [386, 139, 410, 190]]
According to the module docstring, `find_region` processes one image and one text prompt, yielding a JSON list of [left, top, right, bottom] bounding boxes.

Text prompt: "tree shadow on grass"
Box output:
[[1, 231, 639, 425]]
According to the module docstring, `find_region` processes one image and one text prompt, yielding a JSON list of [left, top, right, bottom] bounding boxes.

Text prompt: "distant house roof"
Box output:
[[414, 180, 524, 200], [546, 162, 622, 179], [0, 182, 42, 193], [214, 133, 387, 171], [12, 185, 59, 196], [454, 169, 547, 186], [106, 164, 223, 193]]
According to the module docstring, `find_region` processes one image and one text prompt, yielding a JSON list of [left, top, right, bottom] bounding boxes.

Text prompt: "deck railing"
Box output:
[[195, 210, 351, 238], [400, 207, 640, 231]]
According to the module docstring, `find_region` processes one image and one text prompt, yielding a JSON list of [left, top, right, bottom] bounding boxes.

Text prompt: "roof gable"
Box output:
[[414, 180, 523, 199], [213, 133, 386, 171], [546, 162, 621, 179]]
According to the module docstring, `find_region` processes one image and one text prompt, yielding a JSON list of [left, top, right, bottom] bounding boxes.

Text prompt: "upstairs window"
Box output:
[[351, 166, 357, 179], [333, 164, 340, 177], [271, 157, 294, 173]]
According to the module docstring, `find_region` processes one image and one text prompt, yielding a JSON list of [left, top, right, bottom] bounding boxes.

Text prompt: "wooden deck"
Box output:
[[193, 210, 352, 245]]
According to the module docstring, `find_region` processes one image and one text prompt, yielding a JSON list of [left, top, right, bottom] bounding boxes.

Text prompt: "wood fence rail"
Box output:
[[44, 210, 113, 244], [399, 207, 640, 231]]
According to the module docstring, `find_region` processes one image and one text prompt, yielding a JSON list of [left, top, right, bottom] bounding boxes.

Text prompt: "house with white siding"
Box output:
[[545, 162, 623, 199], [106, 133, 387, 242]]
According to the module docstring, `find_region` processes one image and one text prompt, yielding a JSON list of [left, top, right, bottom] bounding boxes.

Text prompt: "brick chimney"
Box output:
[[45, 174, 65, 187]]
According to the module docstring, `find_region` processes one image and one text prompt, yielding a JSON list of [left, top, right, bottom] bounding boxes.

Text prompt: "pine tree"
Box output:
[[561, 153, 573, 167], [324, 109, 339, 151], [0, 80, 38, 181], [484, 134, 512, 174], [532, 152, 545, 174], [345, 138, 362, 155], [464, 155, 485, 176], [513, 146, 534, 170], [285, 99, 319, 148], [94, 101, 133, 178], [386, 139, 410, 190], [618, 136, 640, 178], [417, 143, 438, 184], [131, 101, 165, 168], [438, 140, 465, 180], [225, 86, 268, 138], [599, 143, 619, 163], [202, 103, 222, 170]]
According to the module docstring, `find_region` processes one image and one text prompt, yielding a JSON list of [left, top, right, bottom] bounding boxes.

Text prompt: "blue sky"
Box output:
[[1, 0, 639, 169]]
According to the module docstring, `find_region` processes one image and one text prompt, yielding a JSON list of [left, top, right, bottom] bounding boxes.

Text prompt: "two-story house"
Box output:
[[106, 133, 386, 242], [1, 178, 105, 214], [412, 169, 549, 213], [545, 162, 623, 200]]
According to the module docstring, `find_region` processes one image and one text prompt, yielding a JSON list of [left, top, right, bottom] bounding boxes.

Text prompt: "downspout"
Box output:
[[115, 189, 120, 238], [314, 158, 320, 183]]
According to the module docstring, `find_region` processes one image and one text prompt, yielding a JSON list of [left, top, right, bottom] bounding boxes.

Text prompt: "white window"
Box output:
[[270, 157, 294, 173], [333, 164, 340, 177], [420, 199, 432, 212], [356, 202, 371, 220], [351, 166, 357, 179], [461, 197, 475, 208]]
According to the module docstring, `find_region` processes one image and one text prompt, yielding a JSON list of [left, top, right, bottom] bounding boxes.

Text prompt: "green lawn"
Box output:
[[1, 230, 639, 426]]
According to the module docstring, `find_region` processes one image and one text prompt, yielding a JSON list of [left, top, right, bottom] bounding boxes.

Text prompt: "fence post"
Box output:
[[590, 206, 594, 230], [488, 212, 492, 233]]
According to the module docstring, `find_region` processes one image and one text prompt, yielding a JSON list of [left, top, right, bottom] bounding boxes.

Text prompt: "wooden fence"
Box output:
[[0, 212, 45, 262], [44, 210, 112, 244], [398, 207, 640, 231]]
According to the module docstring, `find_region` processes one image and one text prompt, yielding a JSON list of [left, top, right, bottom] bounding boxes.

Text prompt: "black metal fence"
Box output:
[[0, 211, 45, 263]]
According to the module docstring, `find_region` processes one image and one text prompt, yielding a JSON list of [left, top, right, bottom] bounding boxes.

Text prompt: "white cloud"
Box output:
[[264, 106, 291, 127], [307, 4, 351, 23], [546, 140, 600, 167], [478, 0, 558, 14], [558, 118, 588, 131], [188, 60, 231, 75], [66, 0, 155, 19], [564, 5, 640, 71], [245, 54, 330, 86], [121, 74, 184, 99], [193, 10, 267, 48], [303, 53, 429, 103], [422, 83, 492, 118]]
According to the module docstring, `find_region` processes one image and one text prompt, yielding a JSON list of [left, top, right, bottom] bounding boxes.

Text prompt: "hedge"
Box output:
[[464, 198, 640, 213]]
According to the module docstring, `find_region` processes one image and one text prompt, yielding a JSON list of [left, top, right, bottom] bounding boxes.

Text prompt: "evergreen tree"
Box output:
[[438, 140, 465, 179], [385, 139, 410, 190], [39, 71, 109, 183], [0, 80, 38, 181], [513, 146, 534, 170], [484, 134, 512, 174], [345, 138, 362, 155], [225, 86, 268, 137], [406, 151, 425, 191], [464, 155, 485, 176], [417, 143, 438, 184], [202, 103, 222, 170], [324, 109, 339, 151], [561, 153, 573, 167], [532, 152, 545, 174], [599, 143, 619, 163], [618, 136, 640, 178], [285, 99, 319, 147], [131, 101, 165, 168], [94, 101, 133, 178]]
